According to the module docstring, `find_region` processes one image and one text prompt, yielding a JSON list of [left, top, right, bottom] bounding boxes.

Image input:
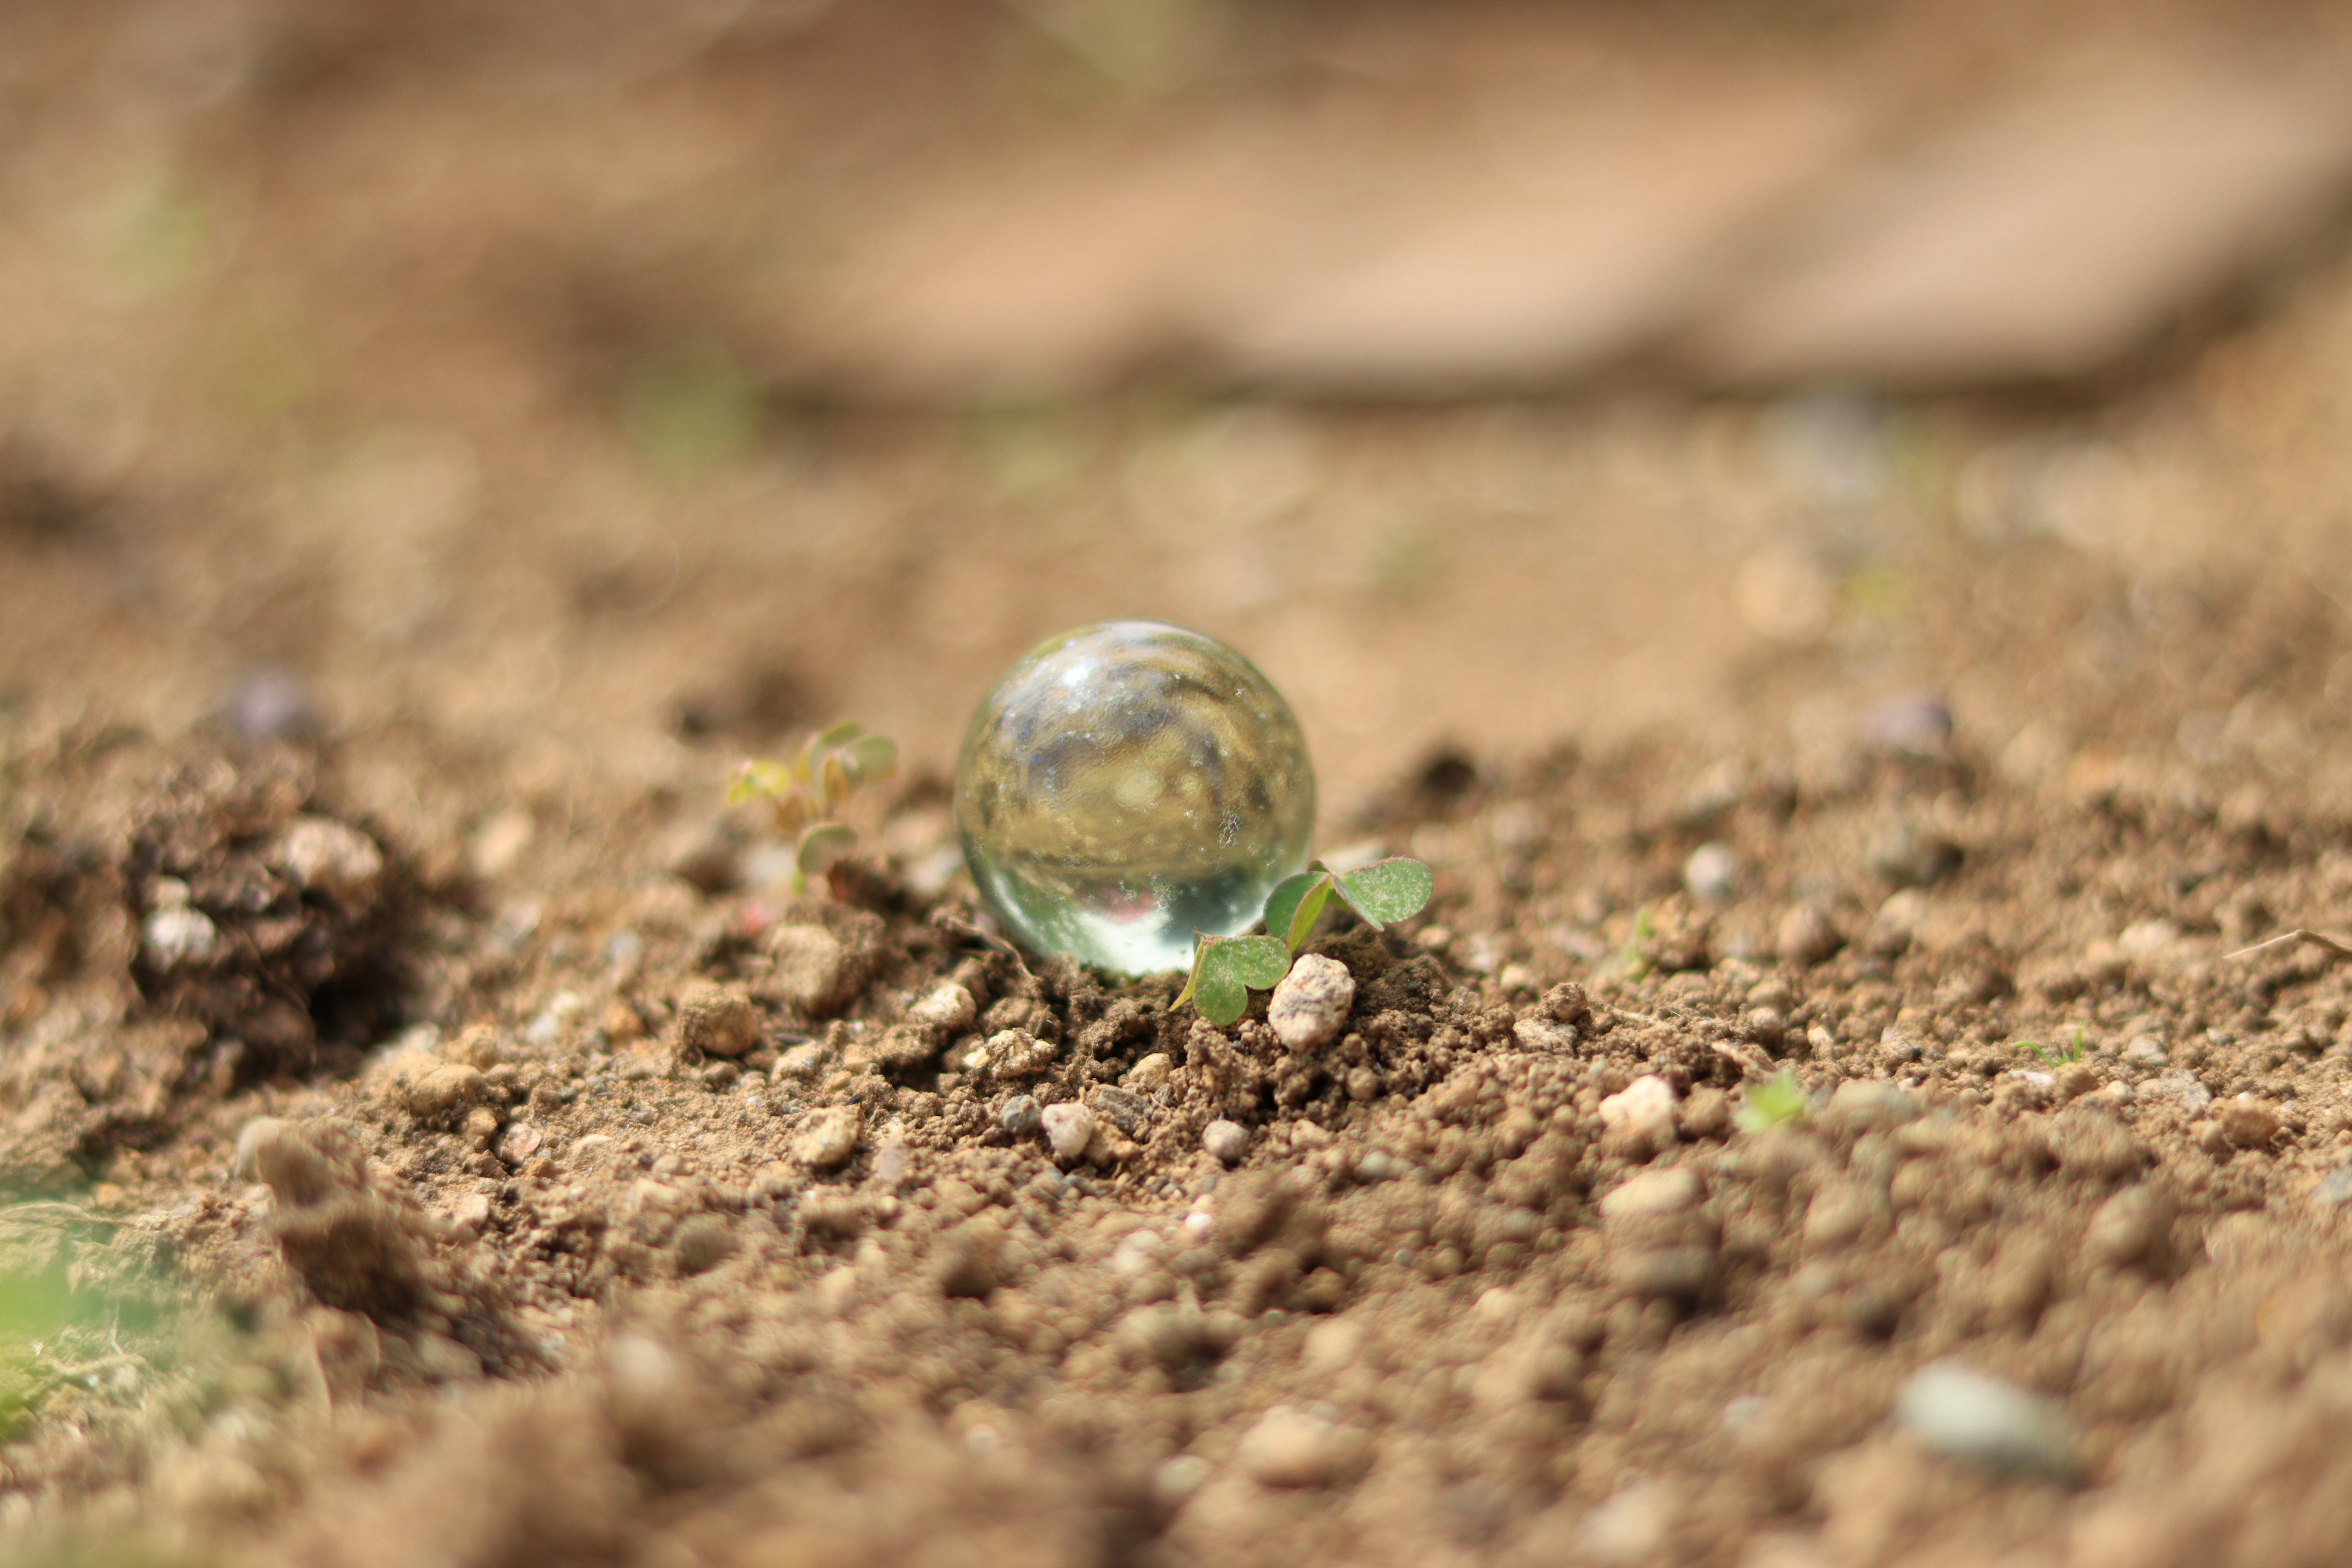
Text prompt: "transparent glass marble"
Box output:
[[955, 620, 1315, 974]]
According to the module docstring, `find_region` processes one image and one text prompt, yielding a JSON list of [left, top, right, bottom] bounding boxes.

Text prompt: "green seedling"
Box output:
[[1613, 905, 1657, 981], [728, 721, 899, 894], [2019, 1026, 2086, 1069], [1175, 856, 1433, 1027], [1735, 1070, 1809, 1134]]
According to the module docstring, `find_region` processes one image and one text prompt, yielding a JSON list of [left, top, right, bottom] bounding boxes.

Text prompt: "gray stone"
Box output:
[[1894, 1362, 2078, 1482], [998, 1095, 1042, 1139]]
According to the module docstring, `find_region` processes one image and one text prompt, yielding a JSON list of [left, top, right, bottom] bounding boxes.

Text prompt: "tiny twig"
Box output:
[[2226, 929, 2352, 962]]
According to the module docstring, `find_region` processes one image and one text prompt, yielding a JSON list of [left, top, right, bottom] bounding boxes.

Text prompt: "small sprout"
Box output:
[[1178, 855, 1433, 1025], [1735, 1070, 1809, 1133], [2021, 1026, 2086, 1069], [1613, 905, 1657, 980], [728, 721, 899, 895]]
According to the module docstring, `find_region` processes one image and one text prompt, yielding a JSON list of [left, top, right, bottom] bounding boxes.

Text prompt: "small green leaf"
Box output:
[[1180, 935, 1293, 1026], [796, 822, 857, 875], [1286, 878, 1333, 949], [1173, 938, 1207, 1012], [1191, 941, 1250, 1025], [842, 734, 898, 783], [1332, 858, 1433, 929], [1261, 872, 1323, 950], [814, 720, 866, 751], [1734, 1070, 1808, 1133], [725, 760, 791, 806], [1221, 935, 1291, 990]]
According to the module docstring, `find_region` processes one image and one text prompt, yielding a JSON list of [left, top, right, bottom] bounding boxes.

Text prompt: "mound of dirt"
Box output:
[[8, 714, 2352, 1567]]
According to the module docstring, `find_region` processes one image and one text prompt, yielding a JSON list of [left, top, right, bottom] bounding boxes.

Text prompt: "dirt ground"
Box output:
[[12, 2, 2352, 1566]]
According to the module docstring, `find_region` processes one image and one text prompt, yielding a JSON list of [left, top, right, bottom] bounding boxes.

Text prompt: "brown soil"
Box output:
[[12, 4, 2352, 1567]]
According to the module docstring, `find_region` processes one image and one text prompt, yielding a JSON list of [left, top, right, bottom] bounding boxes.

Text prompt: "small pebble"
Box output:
[[673, 982, 761, 1058], [1683, 842, 1738, 905], [1895, 1362, 2078, 1481], [2122, 1034, 2168, 1066], [766, 924, 856, 1016], [2218, 1095, 2281, 1149], [672, 1215, 737, 1275], [2313, 1166, 2352, 1208], [1153, 1455, 1212, 1506], [143, 906, 220, 968], [2143, 1073, 2213, 1114], [907, 981, 978, 1039], [398, 1063, 485, 1118], [1267, 954, 1354, 1052], [1042, 1102, 1096, 1163], [272, 816, 385, 903], [1237, 1405, 1360, 1487], [1825, 1079, 1918, 1128], [1599, 1074, 1678, 1148], [999, 1095, 1042, 1139], [1202, 1118, 1251, 1167], [1599, 1167, 1702, 1223], [1777, 904, 1841, 967], [791, 1106, 862, 1169]]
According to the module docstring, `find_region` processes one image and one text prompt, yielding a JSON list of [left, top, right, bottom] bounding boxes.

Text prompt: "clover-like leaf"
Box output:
[[813, 719, 867, 751], [796, 822, 858, 876], [1176, 934, 1292, 1027], [1332, 857, 1433, 929], [842, 734, 898, 784], [725, 760, 793, 807], [1261, 872, 1325, 952], [1221, 935, 1291, 990]]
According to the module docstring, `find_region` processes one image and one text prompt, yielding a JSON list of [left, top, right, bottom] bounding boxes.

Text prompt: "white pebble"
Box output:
[[143, 906, 219, 968], [1041, 1102, 1096, 1162], [791, 1106, 861, 1169], [1895, 1362, 2078, 1480], [1683, 842, 1738, 905], [1267, 954, 1354, 1052], [271, 816, 384, 902], [1598, 1074, 1678, 1148], [1237, 1405, 1361, 1487], [1202, 1118, 1251, 1166], [906, 981, 977, 1039], [2144, 1072, 2212, 1113], [1599, 1167, 1702, 1223]]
